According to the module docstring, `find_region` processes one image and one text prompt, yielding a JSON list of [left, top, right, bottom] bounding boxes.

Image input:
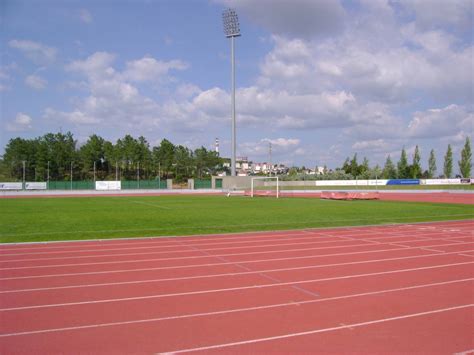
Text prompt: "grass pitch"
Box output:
[[1, 195, 473, 243]]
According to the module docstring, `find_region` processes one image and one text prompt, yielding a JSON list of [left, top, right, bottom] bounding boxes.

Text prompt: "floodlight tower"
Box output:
[[222, 8, 241, 176]]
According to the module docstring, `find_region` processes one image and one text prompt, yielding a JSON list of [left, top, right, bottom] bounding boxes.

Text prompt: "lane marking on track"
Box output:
[[161, 304, 474, 354], [1, 261, 472, 312], [175, 239, 321, 299], [0, 237, 370, 264], [2, 245, 473, 282], [1, 219, 472, 252], [454, 350, 474, 355], [0, 278, 472, 338], [6, 226, 467, 262], [2, 249, 472, 294], [0, 233, 339, 258], [2, 240, 473, 272]]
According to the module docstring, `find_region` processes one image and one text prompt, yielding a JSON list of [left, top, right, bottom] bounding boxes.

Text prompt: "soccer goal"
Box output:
[[250, 176, 279, 198]]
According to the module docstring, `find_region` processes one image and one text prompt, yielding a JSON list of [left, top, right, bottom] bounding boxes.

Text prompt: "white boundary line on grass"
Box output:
[[3, 224, 468, 257], [1, 216, 472, 244]]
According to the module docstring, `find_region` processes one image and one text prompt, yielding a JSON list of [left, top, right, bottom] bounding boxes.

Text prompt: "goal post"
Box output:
[[250, 176, 279, 198]]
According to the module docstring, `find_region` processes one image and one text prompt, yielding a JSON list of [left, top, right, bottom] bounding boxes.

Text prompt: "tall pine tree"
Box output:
[[382, 155, 397, 179], [443, 144, 453, 178], [458, 137, 472, 178], [428, 149, 436, 178], [412, 145, 421, 178], [397, 148, 408, 179]]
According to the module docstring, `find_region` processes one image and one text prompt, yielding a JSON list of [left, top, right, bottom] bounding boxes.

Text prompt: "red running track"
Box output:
[[0, 220, 473, 354], [281, 191, 474, 204]]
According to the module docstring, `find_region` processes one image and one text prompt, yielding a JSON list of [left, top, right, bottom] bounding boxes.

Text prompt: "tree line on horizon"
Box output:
[[0, 132, 225, 182], [339, 138, 472, 180], [0, 132, 471, 182]]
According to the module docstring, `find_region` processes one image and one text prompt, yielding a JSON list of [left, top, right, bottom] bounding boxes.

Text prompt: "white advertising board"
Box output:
[[0, 182, 23, 190], [25, 182, 47, 190], [315, 180, 357, 186], [422, 179, 461, 185], [95, 181, 121, 191], [315, 180, 388, 187], [368, 179, 388, 186]]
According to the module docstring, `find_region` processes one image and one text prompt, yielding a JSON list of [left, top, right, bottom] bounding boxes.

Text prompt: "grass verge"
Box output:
[[1, 195, 473, 243]]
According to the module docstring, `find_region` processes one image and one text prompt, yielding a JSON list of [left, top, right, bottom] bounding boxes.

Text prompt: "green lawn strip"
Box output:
[[0, 195, 472, 243]]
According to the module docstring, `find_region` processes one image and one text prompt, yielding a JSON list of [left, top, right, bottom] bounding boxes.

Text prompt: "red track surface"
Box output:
[[281, 191, 474, 204], [1, 220, 473, 354]]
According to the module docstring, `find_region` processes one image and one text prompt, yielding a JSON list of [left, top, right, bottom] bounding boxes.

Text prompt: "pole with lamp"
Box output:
[[222, 8, 241, 176]]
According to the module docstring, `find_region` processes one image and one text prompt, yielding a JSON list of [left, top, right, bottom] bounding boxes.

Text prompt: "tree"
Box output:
[[397, 148, 408, 179], [360, 157, 369, 176], [382, 155, 397, 179], [152, 139, 175, 178], [458, 137, 472, 178], [341, 158, 351, 174], [350, 153, 358, 177], [428, 149, 437, 178], [443, 144, 453, 178], [78, 135, 107, 179], [412, 145, 421, 178]]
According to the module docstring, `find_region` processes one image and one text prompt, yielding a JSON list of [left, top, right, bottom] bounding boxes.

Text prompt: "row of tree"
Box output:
[[0, 131, 471, 182], [0, 132, 225, 182], [341, 138, 472, 179]]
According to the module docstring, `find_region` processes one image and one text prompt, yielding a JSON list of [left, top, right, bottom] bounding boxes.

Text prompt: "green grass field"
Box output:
[[1, 195, 473, 243]]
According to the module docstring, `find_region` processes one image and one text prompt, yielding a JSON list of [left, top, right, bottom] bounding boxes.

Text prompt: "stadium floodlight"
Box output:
[[222, 8, 241, 176]]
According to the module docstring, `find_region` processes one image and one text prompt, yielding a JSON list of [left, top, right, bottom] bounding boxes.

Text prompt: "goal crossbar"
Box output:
[[250, 176, 279, 198]]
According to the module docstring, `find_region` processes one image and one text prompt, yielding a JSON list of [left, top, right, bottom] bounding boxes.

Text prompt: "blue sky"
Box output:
[[1, 0, 473, 173]]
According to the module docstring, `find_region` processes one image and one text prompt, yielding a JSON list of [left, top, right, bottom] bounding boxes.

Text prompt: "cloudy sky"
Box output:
[[1, 0, 473, 171]]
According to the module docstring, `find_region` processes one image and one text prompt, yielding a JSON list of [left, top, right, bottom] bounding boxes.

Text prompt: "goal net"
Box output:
[[250, 177, 279, 198]]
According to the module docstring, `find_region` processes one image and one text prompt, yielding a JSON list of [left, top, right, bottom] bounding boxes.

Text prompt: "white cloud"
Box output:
[[66, 52, 116, 77], [78, 9, 93, 23], [44, 108, 101, 124], [8, 40, 57, 65], [218, 0, 346, 39], [399, 0, 473, 31], [122, 56, 188, 82], [239, 137, 301, 159], [352, 139, 390, 152], [25, 74, 47, 89], [407, 104, 473, 138], [6, 113, 33, 132]]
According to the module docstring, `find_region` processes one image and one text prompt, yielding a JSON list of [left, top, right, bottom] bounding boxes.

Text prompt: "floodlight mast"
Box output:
[[222, 8, 241, 176]]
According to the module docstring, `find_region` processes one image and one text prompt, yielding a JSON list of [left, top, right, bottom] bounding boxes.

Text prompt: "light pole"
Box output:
[[22, 161, 26, 189], [222, 8, 241, 176]]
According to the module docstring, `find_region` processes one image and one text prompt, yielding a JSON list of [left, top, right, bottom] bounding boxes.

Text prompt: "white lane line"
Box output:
[[0, 233, 336, 258], [0, 246, 419, 280], [454, 350, 474, 355], [0, 229, 319, 252], [1, 261, 472, 312], [0, 237, 363, 264], [162, 304, 474, 354], [2, 240, 473, 272], [2, 249, 472, 294], [0, 241, 387, 271], [0, 239, 474, 281], [2, 219, 471, 253], [0, 279, 471, 338]]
